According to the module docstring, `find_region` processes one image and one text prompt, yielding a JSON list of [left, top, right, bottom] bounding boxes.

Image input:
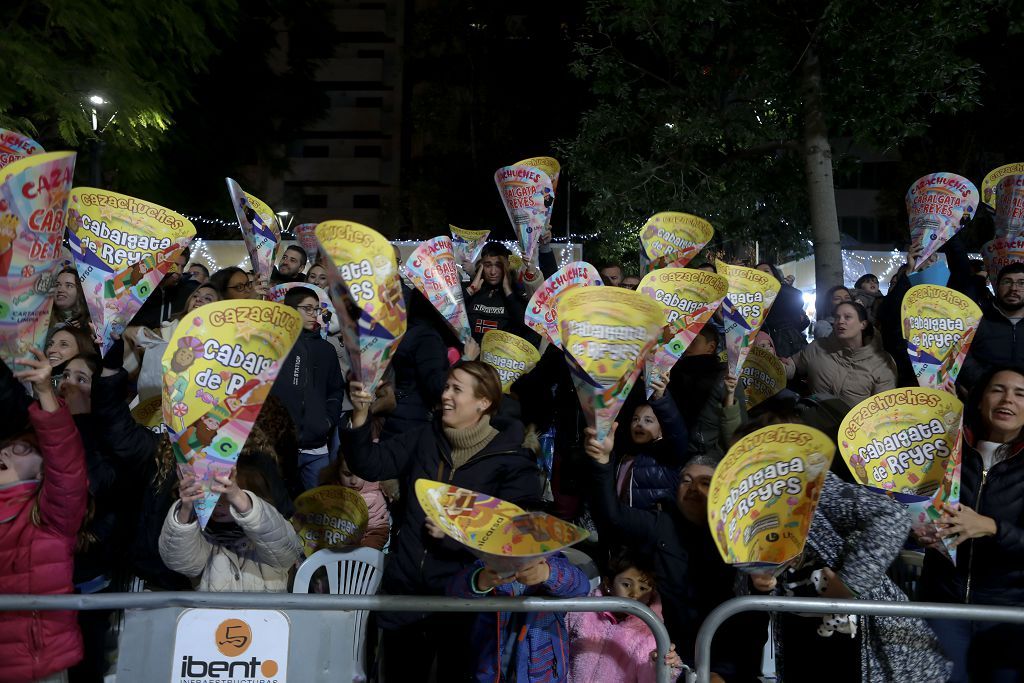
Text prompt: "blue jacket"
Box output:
[[618, 395, 689, 510], [447, 552, 589, 682]]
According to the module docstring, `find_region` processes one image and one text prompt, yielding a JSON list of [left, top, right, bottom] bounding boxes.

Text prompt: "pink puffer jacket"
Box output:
[[566, 587, 678, 683], [0, 402, 88, 683]]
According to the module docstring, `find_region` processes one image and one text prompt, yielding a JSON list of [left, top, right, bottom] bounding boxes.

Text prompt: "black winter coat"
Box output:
[[617, 394, 688, 511], [130, 277, 198, 329], [464, 282, 529, 342], [959, 301, 1024, 392], [340, 416, 542, 627], [761, 283, 809, 358], [382, 318, 449, 438], [270, 329, 346, 449], [921, 434, 1024, 607], [587, 459, 754, 676]]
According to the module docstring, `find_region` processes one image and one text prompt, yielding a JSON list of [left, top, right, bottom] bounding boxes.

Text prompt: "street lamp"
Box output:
[[85, 93, 115, 187], [275, 210, 295, 234]]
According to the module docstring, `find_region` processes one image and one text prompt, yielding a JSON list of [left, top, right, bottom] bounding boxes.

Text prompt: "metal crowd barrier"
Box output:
[[692, 595, 1024, 683], [0, 592, 675, 683]]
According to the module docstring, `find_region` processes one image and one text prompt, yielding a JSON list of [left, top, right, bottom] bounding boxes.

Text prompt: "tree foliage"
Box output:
[[560, 0, 1012, 266]]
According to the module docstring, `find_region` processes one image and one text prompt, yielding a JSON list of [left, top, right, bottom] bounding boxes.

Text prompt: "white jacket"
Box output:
[[159, 491, 302, 592]]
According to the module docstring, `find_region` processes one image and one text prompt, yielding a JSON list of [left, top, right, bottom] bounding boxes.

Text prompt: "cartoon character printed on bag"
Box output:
[[165, 336, 205, 405]]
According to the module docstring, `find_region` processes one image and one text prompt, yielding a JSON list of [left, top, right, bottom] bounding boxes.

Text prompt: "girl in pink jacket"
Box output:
[[566, 554, 683, 683], [320, 456, 390, 550]]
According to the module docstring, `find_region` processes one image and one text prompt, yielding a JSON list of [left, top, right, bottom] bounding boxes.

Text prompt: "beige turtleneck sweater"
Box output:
[[443, 415, 500, 472]]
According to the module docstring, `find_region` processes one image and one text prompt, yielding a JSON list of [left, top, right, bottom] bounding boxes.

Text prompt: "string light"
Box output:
[[179, 212, 236, 228], [190, 237, 219, 272]]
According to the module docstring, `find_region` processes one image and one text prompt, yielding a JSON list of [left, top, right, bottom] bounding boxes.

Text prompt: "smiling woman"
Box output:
[[342, 360, 542, 681], [49, 267, 91, 331], [919, 366, 1024, 682]]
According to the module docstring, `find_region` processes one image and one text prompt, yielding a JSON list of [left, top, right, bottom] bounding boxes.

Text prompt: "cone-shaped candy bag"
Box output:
[[525, 261, 603, 348], [0, 151, 76, 366], [708, 424, 833, 571], [292, 486, 370, 557], [226, 178, 281, 288], [981, 236, 1024, 286], [637, 267, 727, 395], [450, 225, 491, 275], [0, 129, 44, 170], [906, 173, 979, 271], [901, 285, 981, 393], [66, 188, 195, 356], [716, 263, 780, 379], [161, 300, 302, 527], [316, 220, 406, 393], [495, 164, 555, 266], [981, 162, 1024, 209], [416, 478, 587, 576], [740, 345, 787, 410], [639, 212, 714, 271], [481, 330, 540, 393], [839, 387, 964, 563], [405, 236, 472, 343], [295, 223, 319, 266], [992, 174, 1024, 239], [558, 287, 664, 441]]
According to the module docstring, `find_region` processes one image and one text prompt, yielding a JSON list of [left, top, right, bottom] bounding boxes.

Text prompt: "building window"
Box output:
[[302, 194, 328, 209], [354, 145, 382, 158], [353, 194, 381, 209], [302, 145, 330, 158]]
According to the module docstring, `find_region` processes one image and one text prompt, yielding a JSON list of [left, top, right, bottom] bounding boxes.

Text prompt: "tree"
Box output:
[[560, 0, 1010, 304]]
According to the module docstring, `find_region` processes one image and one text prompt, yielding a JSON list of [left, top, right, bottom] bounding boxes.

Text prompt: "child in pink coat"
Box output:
[[320, 456, 390, 550], [566, 554, 683, 683]]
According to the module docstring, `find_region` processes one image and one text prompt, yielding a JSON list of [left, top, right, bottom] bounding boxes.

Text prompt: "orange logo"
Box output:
[[215, 618, 252, 657]]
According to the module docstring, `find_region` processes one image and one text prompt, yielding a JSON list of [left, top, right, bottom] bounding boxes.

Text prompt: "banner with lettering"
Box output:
[[707, 424, 833, 571], [405, 236, 472, 343], [0, 151, 76, 367], [525, 261, 603, 348], [839, 387, 964, 562], [416, 478, 588, 576], [902, 285, 981, 393], [266, 282, 337, 340], [66, 188, 195, 355], [906, 173, 979, 271], [716, 263, 780, 380], [316, 220, 406, 392], [558, 287, 664, 441], [294, 223, 319, 266], [981, 236, 1024, 286], [292, 485, 369, 557], [638, 267, 727, 395], [981, 162, 1024, 209], [161, 300, 302, 527], [481, 330, 541, 393], [740, 345, 787, 410], [639, 212, 715, 271], [225, 178, 281, 288], [0, 129, 44, 170], [494, 164, 555, 267]]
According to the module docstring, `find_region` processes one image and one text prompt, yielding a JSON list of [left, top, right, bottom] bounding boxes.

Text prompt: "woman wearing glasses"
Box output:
[[269, 286, 346, 492], [208, 266, 258, 300]]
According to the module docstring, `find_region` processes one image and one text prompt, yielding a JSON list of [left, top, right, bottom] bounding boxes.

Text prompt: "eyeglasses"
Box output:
[[227, 282, 254, 292], [999, 279, 1024, 291], [295, 304, 320, 315]]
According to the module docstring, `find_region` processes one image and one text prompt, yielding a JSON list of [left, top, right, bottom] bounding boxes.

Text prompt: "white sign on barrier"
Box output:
[[171, 609, 289, 683]]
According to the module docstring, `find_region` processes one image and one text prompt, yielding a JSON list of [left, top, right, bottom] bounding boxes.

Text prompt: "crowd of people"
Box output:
[[2, 222, 1024, 683]]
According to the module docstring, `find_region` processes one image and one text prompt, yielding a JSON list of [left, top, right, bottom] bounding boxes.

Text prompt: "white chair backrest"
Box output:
[[293, 547, 385, 682], [293, 546, 385, 595]]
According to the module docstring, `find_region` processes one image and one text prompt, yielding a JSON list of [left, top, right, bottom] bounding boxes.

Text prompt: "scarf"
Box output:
[[443, 416, 499, 472], [201, 519, 253, 555], [0, 480, 40, 523]]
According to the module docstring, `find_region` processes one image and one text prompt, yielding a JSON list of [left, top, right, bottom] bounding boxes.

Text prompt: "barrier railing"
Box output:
[[693, 595, 1024, 683], [0, 592, 675, 683]]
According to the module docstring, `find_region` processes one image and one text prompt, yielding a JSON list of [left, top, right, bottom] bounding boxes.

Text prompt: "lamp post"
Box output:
[[276, 210, 295, 235], [86, 94, 116, 187]]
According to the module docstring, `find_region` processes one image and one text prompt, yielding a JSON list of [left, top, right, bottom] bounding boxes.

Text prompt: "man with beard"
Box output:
[[960, 263, 1024, 392], [270, 245, 308, 285], [584, 439, 765, 682]]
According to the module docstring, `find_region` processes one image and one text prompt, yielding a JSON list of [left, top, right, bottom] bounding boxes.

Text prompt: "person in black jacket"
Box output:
[[959, 263, 1024, 394], [616, 374, 688, 511], [270, 286, 346, 490], [756, 262, 809, 358], [583, 428, 761, 681], [131, 247, 199, 329], [464, 242, 530, 342], [345, 360, 542, 683], [920, 365, 1024, 682]]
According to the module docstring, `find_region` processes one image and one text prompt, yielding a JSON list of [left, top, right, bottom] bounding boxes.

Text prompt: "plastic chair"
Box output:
[[294, 547, 385, 682]]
